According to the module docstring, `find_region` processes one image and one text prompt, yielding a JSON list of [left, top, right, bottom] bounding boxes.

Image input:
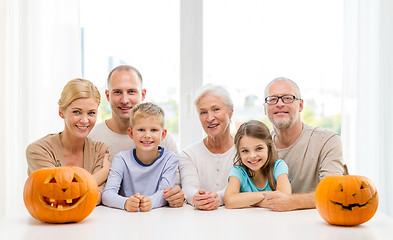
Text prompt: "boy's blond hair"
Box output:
[[129, 102, 165, 129]]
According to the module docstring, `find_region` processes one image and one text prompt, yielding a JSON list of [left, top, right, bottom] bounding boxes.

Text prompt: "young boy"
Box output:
[[102, 102, 179, 212]]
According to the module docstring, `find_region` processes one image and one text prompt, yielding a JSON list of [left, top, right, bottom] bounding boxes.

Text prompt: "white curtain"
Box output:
[[0, 0, 81, 216], [342, 0, 393, 217]]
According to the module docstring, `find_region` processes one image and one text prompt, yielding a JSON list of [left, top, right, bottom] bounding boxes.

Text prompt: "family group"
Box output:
[[26, 65, 345, 212]]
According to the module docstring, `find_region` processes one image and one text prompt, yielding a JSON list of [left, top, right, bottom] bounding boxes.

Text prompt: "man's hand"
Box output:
[[163, 186, 184, 208]]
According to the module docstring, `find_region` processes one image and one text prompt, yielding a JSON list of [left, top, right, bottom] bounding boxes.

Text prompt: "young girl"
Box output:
[[224, 120, 291, 209]]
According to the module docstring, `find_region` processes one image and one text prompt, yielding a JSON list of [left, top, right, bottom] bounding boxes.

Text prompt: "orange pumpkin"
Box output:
[[315, 174, 378, 226], [23, 166, 98, 223]]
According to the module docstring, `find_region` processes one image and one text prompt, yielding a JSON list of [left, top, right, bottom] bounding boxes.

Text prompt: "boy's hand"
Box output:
[[163, 186, 184, 208], [125, 193, 141, 212], [139, 196, 152, 212]]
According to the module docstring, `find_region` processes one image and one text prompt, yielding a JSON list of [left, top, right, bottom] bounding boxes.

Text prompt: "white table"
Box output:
[[1, 204, 393, 240]]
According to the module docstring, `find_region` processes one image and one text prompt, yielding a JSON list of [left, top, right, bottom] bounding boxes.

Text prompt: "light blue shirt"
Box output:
[[229, 159, 289, 192], [102, 147, 178, 210]]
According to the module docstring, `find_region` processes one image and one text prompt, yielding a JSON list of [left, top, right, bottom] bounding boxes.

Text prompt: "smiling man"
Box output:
[[262, 77, 344, 211], [89, 65, 184, 208], [89, 65, 178, 159]]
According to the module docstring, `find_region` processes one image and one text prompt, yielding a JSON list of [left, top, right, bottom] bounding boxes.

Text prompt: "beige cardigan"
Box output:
[[26, 133, 109, 193]]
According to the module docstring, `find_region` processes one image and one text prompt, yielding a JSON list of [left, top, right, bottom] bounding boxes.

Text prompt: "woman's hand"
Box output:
[[193, 190, 219, 211], [93, 151, 111, 186], [103, 150, 111, 170]]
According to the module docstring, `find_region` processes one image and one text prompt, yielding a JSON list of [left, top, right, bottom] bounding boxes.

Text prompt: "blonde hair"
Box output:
[[129, 102, 165, 129], [58, 78, 101, 110]]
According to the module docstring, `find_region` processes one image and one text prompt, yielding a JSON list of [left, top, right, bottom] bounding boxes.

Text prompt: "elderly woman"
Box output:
[[26, 78, 111, 204], [179, 84, 235, 210]]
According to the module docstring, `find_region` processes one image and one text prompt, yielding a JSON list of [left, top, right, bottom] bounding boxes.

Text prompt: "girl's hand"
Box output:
[[139, 196, 152, 212], [125, 193, 141, 212], [252, 195, 266, 208]]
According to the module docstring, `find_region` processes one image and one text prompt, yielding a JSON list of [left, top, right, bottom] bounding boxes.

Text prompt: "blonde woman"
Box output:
[[26, 78, 111, 204]]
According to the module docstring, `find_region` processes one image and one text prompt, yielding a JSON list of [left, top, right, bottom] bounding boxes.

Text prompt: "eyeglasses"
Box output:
[[265, 95, 300, 105]]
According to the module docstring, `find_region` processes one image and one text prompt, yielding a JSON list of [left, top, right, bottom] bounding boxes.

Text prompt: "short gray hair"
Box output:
[[194, 84, 234, 112], [264, 77, 301, 99]]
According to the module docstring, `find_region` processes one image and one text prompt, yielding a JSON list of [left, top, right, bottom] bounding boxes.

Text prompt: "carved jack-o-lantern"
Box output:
[[23, 166, 98, 223], [315, 175, 378, 226]]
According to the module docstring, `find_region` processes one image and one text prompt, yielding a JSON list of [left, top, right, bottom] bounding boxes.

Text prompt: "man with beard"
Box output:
[[89, 65, 184, 208], [261, 77, 344, 211]]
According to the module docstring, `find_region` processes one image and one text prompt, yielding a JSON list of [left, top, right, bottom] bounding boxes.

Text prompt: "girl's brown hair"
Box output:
[[234, 120, 278, 190]]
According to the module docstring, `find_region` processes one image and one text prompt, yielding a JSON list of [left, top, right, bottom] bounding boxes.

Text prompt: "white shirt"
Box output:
[[179, 140, 235, 206]]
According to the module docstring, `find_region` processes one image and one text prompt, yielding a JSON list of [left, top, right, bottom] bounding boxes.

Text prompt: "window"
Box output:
[[204, 0, 343, 135], [80, 0, 180, 142]]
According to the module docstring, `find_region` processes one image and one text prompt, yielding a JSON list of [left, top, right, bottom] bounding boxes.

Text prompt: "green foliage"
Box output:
[[164, 100, 179, 133], [97, 89, 111, 123], [302, 105, 341, 134], [96, 90, 341, 137]]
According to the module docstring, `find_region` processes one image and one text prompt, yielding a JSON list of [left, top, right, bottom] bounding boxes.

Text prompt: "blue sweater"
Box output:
[[102, 147, 178, 210]]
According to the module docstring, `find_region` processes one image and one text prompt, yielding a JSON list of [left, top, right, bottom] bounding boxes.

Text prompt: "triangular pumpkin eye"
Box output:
[[72, 173, 83, 183], [360, 181, 369, 190], [336, 184, 343, 192], [44, 174, 57, 184]]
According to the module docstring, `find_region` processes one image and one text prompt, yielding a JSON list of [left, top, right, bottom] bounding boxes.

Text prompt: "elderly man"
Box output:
[[89, 65, 184, 207], [262, 77, 344, 211]]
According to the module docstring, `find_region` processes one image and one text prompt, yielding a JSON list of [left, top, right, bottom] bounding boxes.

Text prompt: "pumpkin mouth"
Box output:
[[38, 192, 88, 211], [330, 193, 378, 211]]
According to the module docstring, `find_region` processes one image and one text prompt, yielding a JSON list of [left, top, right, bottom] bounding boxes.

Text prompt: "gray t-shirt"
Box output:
[[272, 123, 344, 194]]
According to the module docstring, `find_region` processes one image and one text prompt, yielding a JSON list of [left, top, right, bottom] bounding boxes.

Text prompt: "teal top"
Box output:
[[228, 159, 290, 192]]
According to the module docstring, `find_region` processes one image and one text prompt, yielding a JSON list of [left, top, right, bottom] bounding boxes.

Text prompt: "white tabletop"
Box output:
[[1, 204, 393, 240]]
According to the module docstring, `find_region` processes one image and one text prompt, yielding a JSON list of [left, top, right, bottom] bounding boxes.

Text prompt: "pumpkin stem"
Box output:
[[343, 164, 349, 175]]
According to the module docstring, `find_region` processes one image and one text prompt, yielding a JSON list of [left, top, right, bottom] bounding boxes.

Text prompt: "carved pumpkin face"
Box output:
[[315, 175, 378, 226], [23, 166, 98, 223]]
